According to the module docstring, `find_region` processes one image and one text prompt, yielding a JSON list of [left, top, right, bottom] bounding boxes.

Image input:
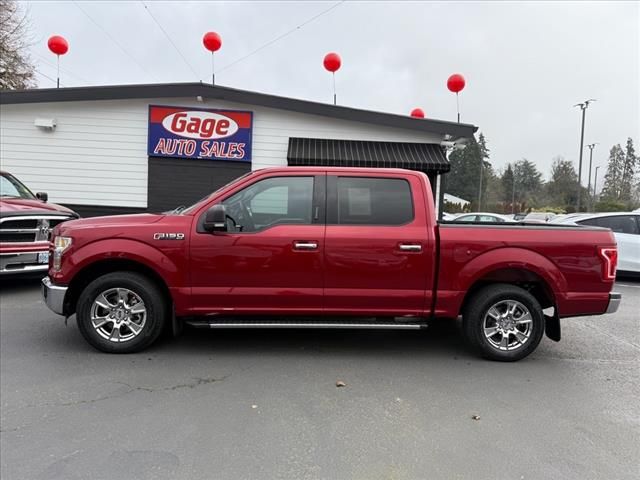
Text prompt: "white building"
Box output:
[[1, 83, 477, 217]]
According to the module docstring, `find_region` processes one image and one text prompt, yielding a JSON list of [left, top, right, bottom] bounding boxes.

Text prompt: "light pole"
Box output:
[[594, 166, 600, 202], [574, 99, 596, 211], [477, 161, 483, 211], [586, 143, 598, 211]]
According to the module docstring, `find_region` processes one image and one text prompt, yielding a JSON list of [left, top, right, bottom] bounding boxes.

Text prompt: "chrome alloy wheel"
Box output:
[[483, 300, 533, 351], [90, 288, 147, 343]]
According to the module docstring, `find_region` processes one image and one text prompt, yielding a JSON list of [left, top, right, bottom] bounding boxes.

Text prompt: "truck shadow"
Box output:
[[0, 275, 45, 294], [154, 319, 471, 360]]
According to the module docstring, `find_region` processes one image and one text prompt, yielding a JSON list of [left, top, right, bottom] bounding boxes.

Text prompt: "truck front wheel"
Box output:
[[462, 284, 545, 362], [76, 272, 167, 353]]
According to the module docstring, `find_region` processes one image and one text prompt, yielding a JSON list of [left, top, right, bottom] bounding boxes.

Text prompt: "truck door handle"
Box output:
[[398, 243, 422, 252], [293, 241, 318, 251]]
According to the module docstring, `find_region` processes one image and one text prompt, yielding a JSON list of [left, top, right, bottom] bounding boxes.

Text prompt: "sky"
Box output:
[[21, 0, 640, 180]]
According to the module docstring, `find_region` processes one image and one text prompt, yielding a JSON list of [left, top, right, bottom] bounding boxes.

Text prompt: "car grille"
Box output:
[[0, 216, 72, 243]]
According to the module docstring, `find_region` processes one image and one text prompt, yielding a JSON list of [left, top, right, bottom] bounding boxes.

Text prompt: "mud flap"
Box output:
[[544, 309, 561, 342], [171, 306, 183, 337]]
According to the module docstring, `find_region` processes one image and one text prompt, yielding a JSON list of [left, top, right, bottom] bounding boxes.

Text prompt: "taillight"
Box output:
[[598, 247, 617, 281]]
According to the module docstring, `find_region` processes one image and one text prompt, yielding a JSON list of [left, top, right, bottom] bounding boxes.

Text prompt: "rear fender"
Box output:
[[455, 247, 567, 295], [457, 248, 566, 342]]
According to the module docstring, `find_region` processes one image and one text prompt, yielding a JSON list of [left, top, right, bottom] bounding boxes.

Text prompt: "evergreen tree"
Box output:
[[446, 133, 492, 208], [601, 144, 625, 201], [501, 164, 515, 208], [546, 156, 579, 207], [477, 133, 490, 209], [513, 159, 543, 208], [620, 138, 637, 202]]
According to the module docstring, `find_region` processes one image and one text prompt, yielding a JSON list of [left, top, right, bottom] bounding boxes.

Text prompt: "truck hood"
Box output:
[[58, 213, 166, 232], [0, 197, 76, 216]]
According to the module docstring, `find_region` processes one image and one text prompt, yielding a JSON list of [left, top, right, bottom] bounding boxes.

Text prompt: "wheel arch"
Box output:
[[459, 267, 556, 318], [64, 258, 172, 317]]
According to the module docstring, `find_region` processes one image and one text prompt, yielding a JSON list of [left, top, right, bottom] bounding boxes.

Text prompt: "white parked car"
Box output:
[[453, 212, 514, 223], [558, 212, 640, 275], [524, 212, 557, 223]]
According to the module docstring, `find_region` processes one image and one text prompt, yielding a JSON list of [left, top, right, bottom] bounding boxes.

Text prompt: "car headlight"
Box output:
[[52, 236, 72, 271]]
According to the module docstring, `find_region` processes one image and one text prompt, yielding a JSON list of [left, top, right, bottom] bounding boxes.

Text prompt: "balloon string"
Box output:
[[456, 92, 460, 123], [211, 52, 215, 85], [57, 55, 60, 88], [333, 72, 336, 105]]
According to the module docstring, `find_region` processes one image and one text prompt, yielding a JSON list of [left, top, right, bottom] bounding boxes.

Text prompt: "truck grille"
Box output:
[[0, 216, 71, 243]]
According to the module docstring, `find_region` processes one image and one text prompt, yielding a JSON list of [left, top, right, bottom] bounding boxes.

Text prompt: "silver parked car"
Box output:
[[452, 212, 514, 223]]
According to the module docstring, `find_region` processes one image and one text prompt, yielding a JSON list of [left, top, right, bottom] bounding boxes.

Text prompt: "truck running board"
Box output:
[[184, 318, 426, 330]]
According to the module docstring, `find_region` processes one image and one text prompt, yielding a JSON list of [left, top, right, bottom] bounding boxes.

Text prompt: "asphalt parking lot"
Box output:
[[1, 278, 638, 480]]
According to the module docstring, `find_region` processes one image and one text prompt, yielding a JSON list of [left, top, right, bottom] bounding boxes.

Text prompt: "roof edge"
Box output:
[[0, 82, 478, 138]]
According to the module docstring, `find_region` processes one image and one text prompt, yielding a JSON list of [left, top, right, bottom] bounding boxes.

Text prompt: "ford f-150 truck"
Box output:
[[42, 167, 621, 361], [1, 171, 78, 275]]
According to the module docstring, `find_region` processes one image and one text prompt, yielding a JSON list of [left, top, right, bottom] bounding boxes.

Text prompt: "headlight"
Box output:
[[52, 236, 72, 271]]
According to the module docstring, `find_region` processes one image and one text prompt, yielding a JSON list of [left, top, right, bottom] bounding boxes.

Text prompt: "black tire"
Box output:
[[76, 272, 168, 353], [462, 283, 545, 362]]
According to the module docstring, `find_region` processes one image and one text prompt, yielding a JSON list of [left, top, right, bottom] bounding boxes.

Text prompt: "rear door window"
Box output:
[[332, 177, 414, 225]]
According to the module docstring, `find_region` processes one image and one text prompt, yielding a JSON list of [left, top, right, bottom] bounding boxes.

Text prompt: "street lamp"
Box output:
[[586, 143, 598, 211], [594, 166, 601, 202], [574, 99, 596, 211]]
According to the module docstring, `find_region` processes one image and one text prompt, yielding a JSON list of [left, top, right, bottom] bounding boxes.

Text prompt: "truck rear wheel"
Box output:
[[76, 272, 167, 353], [462, 284, 545, 362]]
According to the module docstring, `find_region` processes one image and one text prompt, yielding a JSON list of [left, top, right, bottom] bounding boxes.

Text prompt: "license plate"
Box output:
[[38, 252, 50, 264]]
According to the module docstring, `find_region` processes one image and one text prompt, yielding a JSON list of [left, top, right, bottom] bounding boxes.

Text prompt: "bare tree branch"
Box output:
[[0, 0, 36, 90]]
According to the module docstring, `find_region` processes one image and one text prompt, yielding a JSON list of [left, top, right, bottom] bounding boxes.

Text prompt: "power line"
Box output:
[[34, 68, 61, 86], [139, 0, 200, 78], [32, 51, 90, 84], [73, 0, 160, 82], [217, 0, 346, 75]]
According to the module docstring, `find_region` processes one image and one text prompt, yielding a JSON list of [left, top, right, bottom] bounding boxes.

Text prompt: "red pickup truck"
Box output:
[[1, 171, 78, 275], [42, 167, 621, 361]]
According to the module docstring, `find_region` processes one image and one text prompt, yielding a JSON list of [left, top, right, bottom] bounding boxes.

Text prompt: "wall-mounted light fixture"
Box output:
[[34, 118, 57, 130]]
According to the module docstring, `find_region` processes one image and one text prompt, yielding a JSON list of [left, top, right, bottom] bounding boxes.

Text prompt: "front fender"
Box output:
[[52, 238, 183, 288]]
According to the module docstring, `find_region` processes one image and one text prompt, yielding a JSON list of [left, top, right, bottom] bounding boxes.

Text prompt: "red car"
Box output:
[[0, 171, 78, 275], [42, 167, 620, 361]]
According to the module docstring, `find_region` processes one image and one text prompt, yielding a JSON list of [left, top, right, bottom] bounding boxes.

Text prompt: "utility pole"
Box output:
[[586, 143, 598, 211], [477, 161, 483, 211], [574, 99, 596, 211]]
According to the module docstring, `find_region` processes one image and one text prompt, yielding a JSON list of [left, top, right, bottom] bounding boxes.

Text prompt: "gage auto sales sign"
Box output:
[[148, 105, 253, 162]]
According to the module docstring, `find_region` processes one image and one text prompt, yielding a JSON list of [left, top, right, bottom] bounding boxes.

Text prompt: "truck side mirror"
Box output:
[[203, 204, 227, 233], [36, 192, 48, 202]]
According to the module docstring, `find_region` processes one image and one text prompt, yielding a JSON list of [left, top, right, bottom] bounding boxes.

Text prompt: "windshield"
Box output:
[[179, 171, 254, 215], [0, 173, 36, 200]]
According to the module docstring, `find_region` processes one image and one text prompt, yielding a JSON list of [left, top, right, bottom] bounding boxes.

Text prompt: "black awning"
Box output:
[[287, 137, 449, 174]]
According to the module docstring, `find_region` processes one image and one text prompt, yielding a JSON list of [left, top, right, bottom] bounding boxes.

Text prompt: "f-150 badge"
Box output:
[[153, 233, 185, 240]]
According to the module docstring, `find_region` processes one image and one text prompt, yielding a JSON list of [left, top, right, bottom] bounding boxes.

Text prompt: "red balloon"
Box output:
[[47, 35, 68, 56], [203, 32, 222, 52], [447, 73, 465, 93], [410, 108, 425, 118], [323, 52, 341, 73]]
